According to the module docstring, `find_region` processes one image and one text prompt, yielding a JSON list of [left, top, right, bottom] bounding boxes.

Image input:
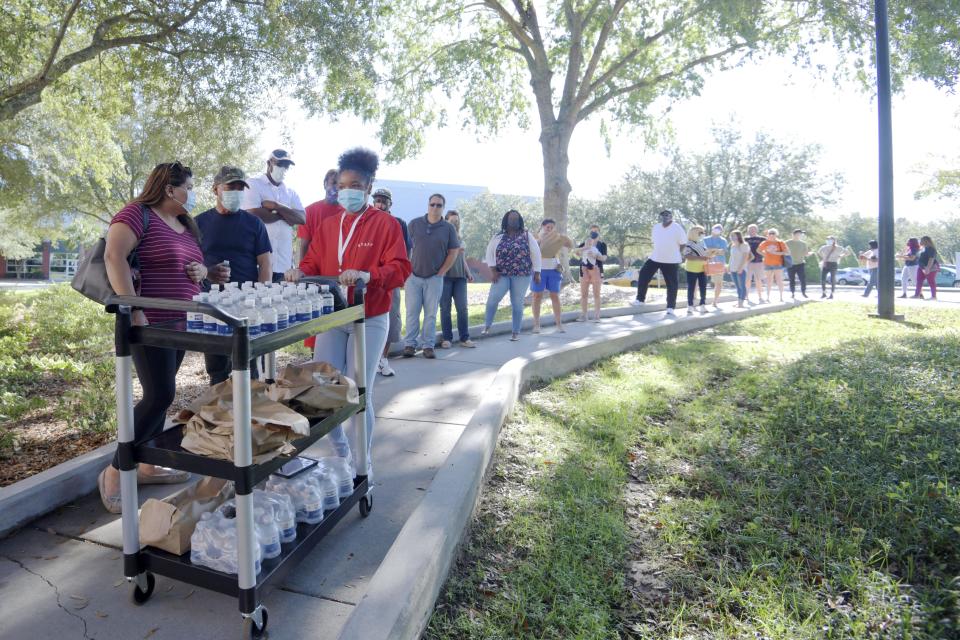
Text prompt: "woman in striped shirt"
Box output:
[[98, 162, 208, 513]]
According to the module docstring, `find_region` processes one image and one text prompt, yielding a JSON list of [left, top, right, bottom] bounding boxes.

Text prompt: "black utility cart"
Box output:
[[107, 278, 372, 639]]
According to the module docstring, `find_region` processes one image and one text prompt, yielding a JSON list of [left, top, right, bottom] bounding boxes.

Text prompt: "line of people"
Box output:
[[628, 211, 937, 314]]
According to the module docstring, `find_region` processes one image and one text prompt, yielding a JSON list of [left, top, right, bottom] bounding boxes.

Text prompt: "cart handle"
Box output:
[[106, 295, 248, 327]]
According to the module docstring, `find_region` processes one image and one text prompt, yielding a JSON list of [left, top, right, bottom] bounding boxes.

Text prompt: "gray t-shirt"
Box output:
[[408, 215, 460, 278]]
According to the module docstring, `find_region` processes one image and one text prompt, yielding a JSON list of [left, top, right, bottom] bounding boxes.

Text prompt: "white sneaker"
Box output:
[[687, 308, 694, 316], [665, 308, 676, 316], [630, 299, 643, 307], [698, 305, 707, 314], [378, 356, 395, 377]]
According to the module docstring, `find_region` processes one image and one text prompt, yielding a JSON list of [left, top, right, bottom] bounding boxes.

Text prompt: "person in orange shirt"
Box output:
[[757, 228, 789, 303]]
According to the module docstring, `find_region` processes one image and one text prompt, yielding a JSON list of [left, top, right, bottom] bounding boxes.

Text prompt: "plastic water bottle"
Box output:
[[187, 293, 206, 332], [295, 285, 312, 323], [305, 285, 321, 319], [321, 285, 334, 315], [256, 510, 281, 560], [300, 484, 323, 525], [204, 291, 219, 333], [315, 472, 340, 511], [259, 298, 277, 334], [274, 295, 289, 331], [244, 297, 261, 338], [275, 501, 296, 543]]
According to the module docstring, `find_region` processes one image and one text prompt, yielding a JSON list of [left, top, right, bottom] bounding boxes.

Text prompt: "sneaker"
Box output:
[[480, 327, 491, 337], [801, 293, 808, 298], [591, 315, 601, 323], [576, 315, 587, 322], [460, 339, 477, 348], [402, 346, 416, 358], [828, 294, 834, 299], [532, 323, 541, 334], [440, 340, 452, 349], [423, 348, 436, 359], [378, 357, 396, 377], [510, 333, 520, 341], [687, 308, 694, 316], [665, 308, 676, 316], [898, 294, 907, 298], [556, 325, 566, 333], [821, 293, 827, 299], [629, 299, 643, 307], [698, 304, 707, 314], [911, 294, 923, 299]]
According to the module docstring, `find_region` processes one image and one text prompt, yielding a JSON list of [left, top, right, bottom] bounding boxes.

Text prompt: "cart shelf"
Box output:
[[136, 397, 364, 488], [128, 305, 363, 356], [139, 475, 368, 599]]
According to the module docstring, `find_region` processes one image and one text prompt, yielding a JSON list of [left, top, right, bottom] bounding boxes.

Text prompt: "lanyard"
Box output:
[[337, 208, 366, 272]]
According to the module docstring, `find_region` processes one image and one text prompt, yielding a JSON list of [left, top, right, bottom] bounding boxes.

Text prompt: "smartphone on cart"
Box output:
[[274, 456, 319, 478]]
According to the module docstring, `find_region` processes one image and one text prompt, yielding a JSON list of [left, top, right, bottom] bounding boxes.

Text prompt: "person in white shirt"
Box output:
[[631, 209, 687, 315], [242, 149, 306, 282]]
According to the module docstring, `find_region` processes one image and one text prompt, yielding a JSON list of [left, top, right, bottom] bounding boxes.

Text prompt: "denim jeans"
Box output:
[[484, 275, 532, 333], [313, 312, 389, 478], [863, 267, 878, 296], [733, 270, 747, 301], [686, 271, 707, 307], [404, 274, 444, 348], [440, 276, 469, 342]]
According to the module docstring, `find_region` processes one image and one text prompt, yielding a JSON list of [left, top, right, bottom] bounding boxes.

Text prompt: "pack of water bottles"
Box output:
[[189, 510, 263, 575], [186, 280, 335, 336], [264, 457, 357, 526]]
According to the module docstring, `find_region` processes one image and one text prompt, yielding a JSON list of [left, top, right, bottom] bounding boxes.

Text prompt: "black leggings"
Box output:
[[112, 345, 184, 469], [636, 260, 680, 309], [687, 271, 707, 307]]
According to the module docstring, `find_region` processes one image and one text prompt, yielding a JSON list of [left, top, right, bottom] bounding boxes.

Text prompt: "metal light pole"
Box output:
[[874, 0, 897, 319]]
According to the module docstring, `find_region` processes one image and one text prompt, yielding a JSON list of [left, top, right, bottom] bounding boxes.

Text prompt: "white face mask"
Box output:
[[221, 190, 243, 212], [270, 165, 288, 183], [712, 228, 722, 236]]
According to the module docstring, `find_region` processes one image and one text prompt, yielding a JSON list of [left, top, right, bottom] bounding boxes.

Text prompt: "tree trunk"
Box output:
[[540, 122, 573, 234]]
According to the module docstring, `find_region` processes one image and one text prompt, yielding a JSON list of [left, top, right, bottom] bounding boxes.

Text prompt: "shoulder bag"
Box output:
[[71, 205, 150, 305]]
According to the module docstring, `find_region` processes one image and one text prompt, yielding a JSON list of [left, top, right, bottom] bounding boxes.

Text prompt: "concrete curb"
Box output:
[[0, 421, 177, 539], [0, 442, 114, 538], [385, 294, 738, 354], [336, 300, 807, 640]]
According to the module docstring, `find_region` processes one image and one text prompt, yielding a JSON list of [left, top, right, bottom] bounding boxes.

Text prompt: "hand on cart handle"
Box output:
[[284, 267, 304, 282], [337, 269, 368, 287], [132, 309, 148, 326], [208, 262, 231, 284]]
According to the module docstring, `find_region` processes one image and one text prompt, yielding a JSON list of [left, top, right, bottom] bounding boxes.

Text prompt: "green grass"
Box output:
[[426, 303, 960, 640]]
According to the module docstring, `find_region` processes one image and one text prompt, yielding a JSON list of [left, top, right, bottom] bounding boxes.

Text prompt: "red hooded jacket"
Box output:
[[299, 205, 411, 318]]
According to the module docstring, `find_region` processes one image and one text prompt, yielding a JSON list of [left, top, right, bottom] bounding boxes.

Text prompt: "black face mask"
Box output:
[[507, 220, 520, 231]]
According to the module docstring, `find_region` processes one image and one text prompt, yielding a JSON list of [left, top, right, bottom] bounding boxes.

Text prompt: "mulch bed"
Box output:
[[0, 351, 307, 488]]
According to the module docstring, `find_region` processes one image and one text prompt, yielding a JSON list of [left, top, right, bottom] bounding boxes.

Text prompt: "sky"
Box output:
[[262, 53, 959, 224]]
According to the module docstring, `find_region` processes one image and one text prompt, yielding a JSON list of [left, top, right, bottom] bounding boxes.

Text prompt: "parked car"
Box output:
[[603, 268, 640, 287], [827, 268, 867, 286]]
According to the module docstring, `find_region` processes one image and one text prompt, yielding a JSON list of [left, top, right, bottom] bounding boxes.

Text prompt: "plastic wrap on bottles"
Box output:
[[189, 512, 262, 575], [265, 476, 324, 525], [317, 457, 356, 500], [252, 489, 297, 544]]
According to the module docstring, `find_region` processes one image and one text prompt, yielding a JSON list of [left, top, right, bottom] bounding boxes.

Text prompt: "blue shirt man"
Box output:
[[195, 166, 273, 286], [195, 165, 272, 385]]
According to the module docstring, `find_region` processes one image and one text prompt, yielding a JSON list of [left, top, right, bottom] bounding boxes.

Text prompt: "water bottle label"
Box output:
[[323, 496, 339, 510], [298, 312, 310, 323], [311, 309, 320, 319], [204, 318, 217, 333], [261, 322, 276, 333], [323, 304, 334, 315], [305, 508, 322, 522], [187, 318, 204, 331], [280, 525, 296, 541], [263, 541, 281, 557], [277, 317, 288, 330], [217, 324, 232, 336], [249, 324, 261, 337]]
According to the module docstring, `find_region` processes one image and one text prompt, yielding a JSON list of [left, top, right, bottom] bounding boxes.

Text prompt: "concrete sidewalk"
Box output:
[[0, 298, 796, 640]]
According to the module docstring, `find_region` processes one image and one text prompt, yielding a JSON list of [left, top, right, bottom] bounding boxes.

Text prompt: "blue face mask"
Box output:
[[339, 188, 367, 213], [590, 231, 599, 239], [325, 186, 338, 203], [172, 187, 196, 214]]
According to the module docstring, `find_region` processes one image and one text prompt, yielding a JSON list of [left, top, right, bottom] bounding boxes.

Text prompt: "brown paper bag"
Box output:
[[269, 362, 360, 418], [139, 477, 234, 555], [177, 380, 310, 436]]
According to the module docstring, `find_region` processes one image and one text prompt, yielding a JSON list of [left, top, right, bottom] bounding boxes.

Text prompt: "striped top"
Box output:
[[110, 203, 203, 323]]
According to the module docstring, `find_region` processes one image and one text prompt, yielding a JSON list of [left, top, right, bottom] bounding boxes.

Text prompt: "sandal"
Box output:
[[137, 466, 191, 485], [98, 469, 122, 514]]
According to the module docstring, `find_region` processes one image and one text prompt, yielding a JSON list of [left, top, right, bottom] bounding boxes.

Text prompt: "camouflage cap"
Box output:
[[213, 166, 249, 188]]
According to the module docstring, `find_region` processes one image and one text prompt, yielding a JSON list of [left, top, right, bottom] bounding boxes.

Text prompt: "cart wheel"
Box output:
[[242, 607, 269, 639], [359, 495, 373, 518], [131, 572, 155, 605]]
